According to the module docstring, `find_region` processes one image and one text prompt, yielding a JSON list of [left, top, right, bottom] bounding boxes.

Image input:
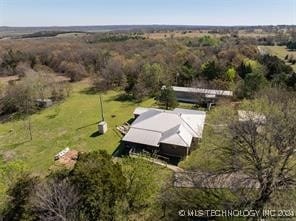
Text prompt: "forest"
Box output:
[[0, 30, 295, 115]]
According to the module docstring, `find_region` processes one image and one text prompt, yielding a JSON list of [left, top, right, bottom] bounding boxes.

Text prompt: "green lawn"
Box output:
[[0, 82, 156, 174], [259, 45, 296, 71]]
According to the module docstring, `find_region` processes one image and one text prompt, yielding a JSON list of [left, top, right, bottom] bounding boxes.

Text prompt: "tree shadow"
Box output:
[[79, 87, 99, 95], [114, 93, 134, 102], [106, 93, 139, 103]]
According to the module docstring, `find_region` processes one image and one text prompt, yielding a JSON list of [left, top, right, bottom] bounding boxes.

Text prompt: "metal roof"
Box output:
[[238, 110, 266, 124], [172, 86, 233, 97], [122, 128, 161, 147], [133, 107, 150, 116], [123, 107, 206, 148]]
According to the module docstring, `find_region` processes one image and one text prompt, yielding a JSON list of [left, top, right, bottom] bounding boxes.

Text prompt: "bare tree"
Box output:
[[31, 178, 80, 221], [213, 89, 296, 217]]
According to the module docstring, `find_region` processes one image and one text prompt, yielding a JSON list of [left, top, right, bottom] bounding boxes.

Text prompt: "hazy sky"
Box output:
[[0, 0, 295, 27]]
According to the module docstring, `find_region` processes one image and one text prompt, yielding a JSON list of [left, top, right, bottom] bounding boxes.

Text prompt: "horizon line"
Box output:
[[1, 24, 295, 28]]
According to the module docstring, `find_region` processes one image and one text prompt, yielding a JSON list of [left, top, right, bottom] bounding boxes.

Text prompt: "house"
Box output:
[[172, 86, 233, 106], [122, 107, 206, 159]]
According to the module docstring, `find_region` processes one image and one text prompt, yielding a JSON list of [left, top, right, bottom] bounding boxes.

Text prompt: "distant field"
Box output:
[[144, 30, 275, 40], [259, 45, 296, 71], [144, 31, 220, 39]]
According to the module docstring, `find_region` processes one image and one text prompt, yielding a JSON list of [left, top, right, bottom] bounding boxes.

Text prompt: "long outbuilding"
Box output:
[[172, 86, 233, 104]]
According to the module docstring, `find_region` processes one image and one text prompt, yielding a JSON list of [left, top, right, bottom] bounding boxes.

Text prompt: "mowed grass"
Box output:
[[0, 82, 155, 174], [259, 45, 296, 71]]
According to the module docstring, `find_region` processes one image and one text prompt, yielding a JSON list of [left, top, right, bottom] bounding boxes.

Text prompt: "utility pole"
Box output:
[[98, 94, 108, 134], [25, 99, 32, 141], [175, 72, 180, 85], [99, 94, 104, 122]]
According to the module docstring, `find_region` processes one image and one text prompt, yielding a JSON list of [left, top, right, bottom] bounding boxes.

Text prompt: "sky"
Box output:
[[0, 0, 295, 27]]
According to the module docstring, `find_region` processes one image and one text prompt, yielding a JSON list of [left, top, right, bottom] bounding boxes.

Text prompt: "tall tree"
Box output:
[[158, 86, 178, 110], [201, 60, 221, 80], [70, 151, 126, 221]]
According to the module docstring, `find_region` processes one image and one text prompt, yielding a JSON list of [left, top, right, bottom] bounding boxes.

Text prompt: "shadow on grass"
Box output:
[[47, 113, 58, 119], [4, 140, 30, 149], [112, 142, 128, 157], [79, 87, 99, 95], [90, 131, 102, 138], [107, 93, 139, 103], [77, 122, 99, 131], [0, 113, 23, 123], [127, 118, 135, 125]]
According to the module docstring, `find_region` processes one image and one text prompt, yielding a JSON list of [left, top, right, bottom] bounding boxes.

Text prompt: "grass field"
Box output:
[[0, 81, 177, 209], [258, 45, 296, 71], [0, 82, 157, 174]]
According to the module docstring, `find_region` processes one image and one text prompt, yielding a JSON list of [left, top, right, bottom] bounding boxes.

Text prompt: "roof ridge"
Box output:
[[176, 126, 191, 147], [131, 126, 163, 134], [179, 114, 199, 137]]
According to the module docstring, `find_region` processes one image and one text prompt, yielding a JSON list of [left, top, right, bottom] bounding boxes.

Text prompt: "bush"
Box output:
[[59, 62, 87, 82]]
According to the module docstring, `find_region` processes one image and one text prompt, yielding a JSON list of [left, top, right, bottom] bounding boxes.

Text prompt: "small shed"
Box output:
[[98, 121, 108, 134]]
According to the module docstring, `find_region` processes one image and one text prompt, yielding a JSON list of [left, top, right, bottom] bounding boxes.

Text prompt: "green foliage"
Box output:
[[180, 61, 197, 81], [201, 60, 221, 80], [2, 174, 38, 221], [70, 151, 126, 221], [0, 160, 26, 186], [121, 157, 159, 212], [242, 71, 269, 98], [286, 72, 296, 90], [244, 59, 266, 75], [158, 86, 178, 110], [0, 160, 27, 210], [90, 33, 145, 43], [237, 61, 252, 79], [260, 54, 293, 76], [225, 67, 236, 82], [133, 63, 166, 101], [235, 59, 269, 98], [287, 41, 296, 51]]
